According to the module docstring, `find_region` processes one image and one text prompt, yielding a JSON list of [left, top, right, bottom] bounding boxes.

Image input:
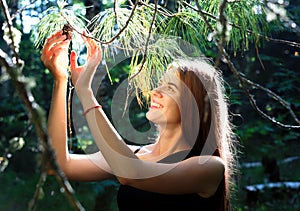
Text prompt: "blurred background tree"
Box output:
[[0, 0, 299, 210]]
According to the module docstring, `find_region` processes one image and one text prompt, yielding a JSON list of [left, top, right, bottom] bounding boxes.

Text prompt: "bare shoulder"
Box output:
[[199, 155, 225, 167], [183, 156, 225, 197], [185, 155, 225, 174]]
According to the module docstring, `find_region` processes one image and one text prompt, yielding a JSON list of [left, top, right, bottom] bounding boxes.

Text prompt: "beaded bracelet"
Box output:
[[82, 105, 102, 116]]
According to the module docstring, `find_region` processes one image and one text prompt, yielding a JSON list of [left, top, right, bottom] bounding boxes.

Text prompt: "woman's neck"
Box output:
[[154, 124, 190, 157]]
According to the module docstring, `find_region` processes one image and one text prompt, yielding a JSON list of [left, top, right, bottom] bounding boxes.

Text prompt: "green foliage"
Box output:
[[32, 0, 88, 52], [129, 37, 188, 104], [198, 0, 282, 51], [88, 5, 187, 102], [32, 0, 286, 104], [89, 6, 154, 55], [160, 8, 208, 51]]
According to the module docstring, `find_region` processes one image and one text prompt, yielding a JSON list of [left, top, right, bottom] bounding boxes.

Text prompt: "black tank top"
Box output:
[[117, 149, 223, 211]]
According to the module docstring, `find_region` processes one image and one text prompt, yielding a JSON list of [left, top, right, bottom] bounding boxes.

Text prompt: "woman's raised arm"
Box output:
[[41, 30, 113, 181], [71, 34, 224, 197]]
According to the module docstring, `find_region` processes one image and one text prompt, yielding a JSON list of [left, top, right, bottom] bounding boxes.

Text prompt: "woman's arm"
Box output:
[[69, 33, 144, 179], [48, 80, 113, 181], [71, 34, 225, 196], [80, 103, 224, 196], [41, 30, 113, 181]]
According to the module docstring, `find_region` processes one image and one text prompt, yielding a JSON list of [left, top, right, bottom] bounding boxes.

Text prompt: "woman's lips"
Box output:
[[150, 101, 163, 109]]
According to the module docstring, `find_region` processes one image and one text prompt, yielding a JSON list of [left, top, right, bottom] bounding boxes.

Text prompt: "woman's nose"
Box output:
[[151, 88, 163, 98]]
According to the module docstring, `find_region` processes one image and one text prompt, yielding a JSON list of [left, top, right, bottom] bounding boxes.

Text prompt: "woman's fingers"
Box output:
[[70, 51, 86, 86], [51, 40, 70, 53], [41, 31, 69, 61], [43, 31, 62, 49], [40, 30, 71, 72], [70, 50, 78, 70], [42, 31, 67, 55], [81, 31, 101, 57]]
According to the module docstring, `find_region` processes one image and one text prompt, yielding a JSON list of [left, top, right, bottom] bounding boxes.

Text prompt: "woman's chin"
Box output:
[[146, 109, 165, 124]]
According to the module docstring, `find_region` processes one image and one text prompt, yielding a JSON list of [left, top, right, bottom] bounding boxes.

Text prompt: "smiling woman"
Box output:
[[146, 71, 182, 126], [41, 30, 237, 210]]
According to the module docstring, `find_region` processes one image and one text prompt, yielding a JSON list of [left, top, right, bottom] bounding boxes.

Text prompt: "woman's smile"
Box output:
[[150, 100, 163, 109]]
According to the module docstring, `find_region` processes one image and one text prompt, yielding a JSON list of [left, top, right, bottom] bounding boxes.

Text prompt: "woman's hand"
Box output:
[[70, 32, 102, 92], [40, 30, 70, 82]]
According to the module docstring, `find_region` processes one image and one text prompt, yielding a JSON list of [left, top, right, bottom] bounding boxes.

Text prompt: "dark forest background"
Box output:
[[0, 0, 299, 210]]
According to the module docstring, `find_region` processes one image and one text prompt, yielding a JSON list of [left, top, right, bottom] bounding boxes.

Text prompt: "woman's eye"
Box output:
[[166, 85, 175, 92], [155, 83, 176, 93]]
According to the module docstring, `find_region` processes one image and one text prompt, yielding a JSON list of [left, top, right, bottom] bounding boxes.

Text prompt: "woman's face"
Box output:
[[146, 71, 181, 126]]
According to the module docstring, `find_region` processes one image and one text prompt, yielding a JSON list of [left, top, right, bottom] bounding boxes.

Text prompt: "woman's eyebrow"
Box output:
[[167, 82, 178, 89]]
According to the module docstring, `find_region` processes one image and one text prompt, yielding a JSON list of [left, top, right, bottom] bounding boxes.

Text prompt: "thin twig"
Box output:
[[2, 0, 39, 29], [193, 0, 214, 32], [128, 0, 134, 6], [114, 0, 118, 26], [255, 43, 266, 71], [241, 76, 300, 125], [67, 79, 74, 150], [0, 49, 86, 211], [28, 171, 47, 211], [0, 0, 22, 66], [128, 0, 158, 81], [221, 45, 300, 128], [11, 0, 39, 21], [139, 1, 175, 17], [61, 0, 139, 45]]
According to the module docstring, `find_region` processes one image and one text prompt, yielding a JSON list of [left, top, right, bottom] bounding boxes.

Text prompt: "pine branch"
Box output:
[[100, 0, 139, 45], [194, 0, 300, 129], [139, 1, 175, 17], [129, 0, 159, 81], [61, 0, 140, 45], [61, 0, 300, 128], [123, 0, 159, 114], [182, 1, 300, 49]]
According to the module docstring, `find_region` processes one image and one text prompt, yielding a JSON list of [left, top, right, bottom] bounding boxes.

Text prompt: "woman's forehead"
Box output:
[[160, 69, 179, 83]]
